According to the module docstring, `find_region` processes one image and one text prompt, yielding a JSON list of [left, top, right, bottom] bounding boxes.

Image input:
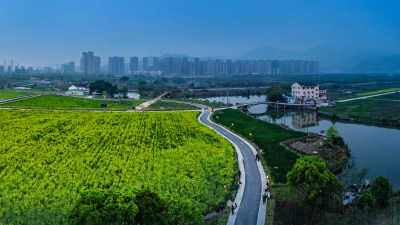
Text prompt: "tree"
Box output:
[[280, 83, 292, 96], [90, 80, 118, 97], [266, 86, 285, 102], [119, 86, 128, 98], [357, 190, 375, 211], [119, 76, 129, 83], [371, 175, 392, 208], [68, 188, 139, 225], [134, 189, 203, 225], [326, 125, 340, 142], [287, 156, 343, 208]]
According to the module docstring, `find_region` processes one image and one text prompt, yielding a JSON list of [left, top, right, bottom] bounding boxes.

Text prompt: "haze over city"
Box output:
[[1, 0, 400, 71]]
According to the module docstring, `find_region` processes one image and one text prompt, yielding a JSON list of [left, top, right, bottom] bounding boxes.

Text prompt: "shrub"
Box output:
[[371, 176, 393, 208], [357, 190, 375, 211]]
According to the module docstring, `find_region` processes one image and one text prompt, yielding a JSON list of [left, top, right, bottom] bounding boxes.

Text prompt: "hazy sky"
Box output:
[[1, 0, 399, 66]]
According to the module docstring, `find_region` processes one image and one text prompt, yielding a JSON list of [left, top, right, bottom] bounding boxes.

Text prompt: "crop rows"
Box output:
[[0, 110, 236, 223]]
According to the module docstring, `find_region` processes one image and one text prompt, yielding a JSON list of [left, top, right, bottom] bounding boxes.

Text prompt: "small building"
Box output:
[[292, 82, 327, 104], [65, 84, 90, 96]]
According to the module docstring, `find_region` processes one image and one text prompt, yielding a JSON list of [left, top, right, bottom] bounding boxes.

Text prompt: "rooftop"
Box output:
[[296, 82, 318, 87]]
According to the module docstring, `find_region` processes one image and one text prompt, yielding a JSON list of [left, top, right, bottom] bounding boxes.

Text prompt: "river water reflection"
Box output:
[[248, 104, 400, 190]]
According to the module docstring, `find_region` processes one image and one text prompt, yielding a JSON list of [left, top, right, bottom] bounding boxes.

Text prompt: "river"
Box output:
[[200, 95, 400, 189]]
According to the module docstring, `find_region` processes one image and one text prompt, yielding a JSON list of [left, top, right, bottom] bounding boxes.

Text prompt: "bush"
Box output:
[[371, 176, 393, 208], [357, 190, 375, 211], [68, 188, 139, 224], [69, 188, 204, 225]]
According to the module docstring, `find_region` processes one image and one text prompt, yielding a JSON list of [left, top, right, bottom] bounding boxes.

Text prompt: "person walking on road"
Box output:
[[262, 193, 267, 204], [231, 204, 235, 215]]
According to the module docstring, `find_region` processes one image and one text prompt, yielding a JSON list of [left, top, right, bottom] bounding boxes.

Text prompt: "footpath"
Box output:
[[199, 109, 267, 225]]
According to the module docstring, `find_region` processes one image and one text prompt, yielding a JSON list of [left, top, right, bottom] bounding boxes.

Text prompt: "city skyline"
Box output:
[[0, 0, 399, 67], [0, 52, 319, 75]]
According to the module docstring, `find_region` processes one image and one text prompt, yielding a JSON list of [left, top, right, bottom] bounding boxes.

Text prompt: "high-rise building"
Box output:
[[81, 51, 100, 74], [61, 61, 75, 74], [143, 57, 148, 71], [0, 66, 4, 74], [130, 57, 139, 72], [108, 56, 124, 74], [153, 57, 160, 71]]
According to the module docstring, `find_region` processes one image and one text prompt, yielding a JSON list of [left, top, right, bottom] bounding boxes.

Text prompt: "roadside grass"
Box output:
[[355, 88, 400, 97], [0, 92, 24, 99], [2, 95, 144, 110], [211, 109, 306, 183], [147, 100, 200, 111]]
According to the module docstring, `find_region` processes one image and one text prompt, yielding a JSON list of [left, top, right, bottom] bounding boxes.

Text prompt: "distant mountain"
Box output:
[[160, 53, 193, 59], [240, 44, 400, 72], [353, 55, 400, 72]]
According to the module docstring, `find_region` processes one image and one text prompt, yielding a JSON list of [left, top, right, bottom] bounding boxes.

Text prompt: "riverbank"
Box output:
[[319, 95, 400, 127]]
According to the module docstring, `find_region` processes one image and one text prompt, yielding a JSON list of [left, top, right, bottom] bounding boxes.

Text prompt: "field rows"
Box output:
[[0, 110, 236, 223]]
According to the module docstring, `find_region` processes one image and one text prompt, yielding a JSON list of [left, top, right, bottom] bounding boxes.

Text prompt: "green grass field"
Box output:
[[320, 98, 400, 123], [371, 91, 400, 100], [0, 92, 24, 99], [0, 110, 236, 223], [355, 88, 400, 97], [1, 95, 145, 110], [147, 100, 200, 111], [212, 109, 306, 183]]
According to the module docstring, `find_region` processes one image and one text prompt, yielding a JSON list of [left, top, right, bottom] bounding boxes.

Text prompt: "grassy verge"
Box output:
[[355, 88, 400, 96], [320, 98, 400, 127], [211, 109, 306, 183], [0, 91, 24, 99], [147, 100, 200, 111], [1, 95, 144, 110]]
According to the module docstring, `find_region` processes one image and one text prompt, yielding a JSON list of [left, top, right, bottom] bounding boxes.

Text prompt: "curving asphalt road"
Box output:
[[199, 109, 262, 225]]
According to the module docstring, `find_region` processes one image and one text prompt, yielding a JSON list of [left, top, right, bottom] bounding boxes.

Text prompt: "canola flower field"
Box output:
[[0, 110, 236, 223]]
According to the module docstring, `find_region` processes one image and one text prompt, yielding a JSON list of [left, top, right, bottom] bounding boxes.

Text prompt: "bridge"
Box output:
[[236, 101, 316, 111]]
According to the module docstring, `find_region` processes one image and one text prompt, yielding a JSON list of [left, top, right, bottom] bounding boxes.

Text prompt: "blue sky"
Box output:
[[1, 0, 399, 66]]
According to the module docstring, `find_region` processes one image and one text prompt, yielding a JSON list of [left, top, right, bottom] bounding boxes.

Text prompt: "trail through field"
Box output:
[[199, 109, 266, 225], [135, 91, 169, 110], [337, 91, 399, 102]]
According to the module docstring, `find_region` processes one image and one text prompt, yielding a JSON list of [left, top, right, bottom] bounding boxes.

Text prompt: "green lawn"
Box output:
[[0, 92, 24, 99], [212, 109, 306, 183], [147, 101, 200, 111], [2, 95, 144, 110]]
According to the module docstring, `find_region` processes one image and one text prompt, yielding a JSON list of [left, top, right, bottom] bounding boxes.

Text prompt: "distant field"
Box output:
[[370, 92, 400, 100], [320, 98, 400, 126], [1, 95, 145, 110], [355, 88, 400, 97], [0, 92, 24, 99], [147, 100, 199, 111], [0, 110, 236, 223]]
